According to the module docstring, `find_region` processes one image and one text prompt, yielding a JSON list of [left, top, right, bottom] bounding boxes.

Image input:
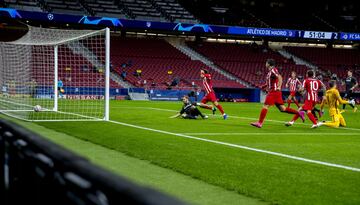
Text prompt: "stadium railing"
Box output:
[[0, 119, 186, 205]]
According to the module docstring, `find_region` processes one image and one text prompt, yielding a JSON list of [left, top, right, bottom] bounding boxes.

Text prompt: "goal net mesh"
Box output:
[[0, 26, 109, 121]]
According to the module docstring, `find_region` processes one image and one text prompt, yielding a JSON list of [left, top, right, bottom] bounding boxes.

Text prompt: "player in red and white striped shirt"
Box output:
[[286, 70, 326, 128], [285, 71, 301, 108], [198, 69, 227, 119], [251, 59, 304, 128]]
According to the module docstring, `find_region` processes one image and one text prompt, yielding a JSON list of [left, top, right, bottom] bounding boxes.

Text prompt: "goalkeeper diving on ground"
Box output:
[[316, 80, 356, 128], [170, 96, 208, 119]]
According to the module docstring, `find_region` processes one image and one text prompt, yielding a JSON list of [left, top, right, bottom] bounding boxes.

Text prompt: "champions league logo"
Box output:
[[0, 8, 22, 18], [79, 16, 123, 27], [146, 21, 151, 28], [47, 13, 54, 21], [173, 23, 213, 33], [342, 34, 348, 40]]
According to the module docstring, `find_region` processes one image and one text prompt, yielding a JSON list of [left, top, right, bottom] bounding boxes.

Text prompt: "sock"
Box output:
[[307, 112, 317, 125], [216, 104, 225, 115], [343, 104, 346, 109], [284, 107, 298, 114], [291, 113, 299, 122], [350, 104, 355, 108], [323, 121, 340, 128], [287, 99, 291, 108], [312, 110, 318, 120], [294, 99, 300, 108], [259, 108, 268, 124], [187, 115, 196, 119]]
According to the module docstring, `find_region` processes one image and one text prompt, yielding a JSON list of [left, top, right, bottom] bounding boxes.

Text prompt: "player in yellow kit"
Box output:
[[316, 80, 356, 128]]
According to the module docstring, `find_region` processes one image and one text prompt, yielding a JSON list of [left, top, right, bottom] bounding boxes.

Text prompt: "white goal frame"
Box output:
[[0, 27, 110, 121]]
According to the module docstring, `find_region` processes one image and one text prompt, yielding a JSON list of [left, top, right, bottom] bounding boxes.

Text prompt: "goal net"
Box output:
[[0, 26, 110, 121]]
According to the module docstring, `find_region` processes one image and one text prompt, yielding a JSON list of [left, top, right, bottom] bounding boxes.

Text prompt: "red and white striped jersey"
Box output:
[[202, 73, 214, 94], [266, 67, 280, 92], [286, 77, 301, 92], [303, 78, 322, 102]]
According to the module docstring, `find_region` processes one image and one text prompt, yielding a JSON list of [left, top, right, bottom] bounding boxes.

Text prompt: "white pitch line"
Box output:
[[113, 106, 360, 131], [183, 133, 360, 136], [108, 119, 360, 172]]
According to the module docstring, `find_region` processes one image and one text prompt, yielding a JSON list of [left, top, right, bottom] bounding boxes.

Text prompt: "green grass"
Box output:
[[0, 96, 104, 120], [9, 117, 263, 205], [3, 100, 360, 204]]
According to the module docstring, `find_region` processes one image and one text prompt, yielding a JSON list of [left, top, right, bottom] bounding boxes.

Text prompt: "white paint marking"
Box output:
[[183, 133, 359, 136], [108, 119, 360, 172]]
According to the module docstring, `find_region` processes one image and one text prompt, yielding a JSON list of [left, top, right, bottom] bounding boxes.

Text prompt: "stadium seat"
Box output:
[[31, 45, 121, 88], [109, 37, 244, 89], [285, 46, 360, 91], [188, 42, 308, 89]]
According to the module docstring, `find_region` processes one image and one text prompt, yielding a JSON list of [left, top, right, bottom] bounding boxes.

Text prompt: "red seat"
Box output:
[[285, 46, 360, 91], [110, 37, 245, 89], [32, 45, 122, 88], [188, 42, 308, 89]]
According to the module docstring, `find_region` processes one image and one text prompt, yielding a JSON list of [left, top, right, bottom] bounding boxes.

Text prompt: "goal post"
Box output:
[[54, 44, 58, 112], [0, 26, 110, 121], [105, 27, 110, 121]]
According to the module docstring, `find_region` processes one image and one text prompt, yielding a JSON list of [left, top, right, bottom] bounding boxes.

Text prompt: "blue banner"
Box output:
[[340, 32, 360, 41], [0, 7, 353, 41], [148, 89, 203, 101], [228, 27, 296, 38]]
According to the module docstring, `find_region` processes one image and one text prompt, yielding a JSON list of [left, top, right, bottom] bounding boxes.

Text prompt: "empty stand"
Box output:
[[285, 46, 360, 91], [152, 0, 197, 23], [84, 0, 126, 18], [31, 45, 120, 88], [4, 0, 43, 12], [188, 42, 308, 88], [43, 0, 87, 15], [110, 37, 244, 89], [285, 47, 360, 67], [120, 0, 165, 21], [3, 0, 197, 23]]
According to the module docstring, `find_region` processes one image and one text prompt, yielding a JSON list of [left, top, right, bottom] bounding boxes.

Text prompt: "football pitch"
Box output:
[[3, 100, 360, 205]]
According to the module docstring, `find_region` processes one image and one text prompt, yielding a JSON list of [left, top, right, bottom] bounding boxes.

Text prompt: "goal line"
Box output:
[[0, 97, 101, 121]]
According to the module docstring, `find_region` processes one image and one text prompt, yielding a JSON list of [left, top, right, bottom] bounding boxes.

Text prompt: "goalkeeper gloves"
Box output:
[[349, 99, 356, 106]]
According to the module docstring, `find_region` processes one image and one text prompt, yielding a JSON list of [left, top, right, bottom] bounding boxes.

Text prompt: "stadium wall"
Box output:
[[214, 88, 261, 102], [149, 90, 204, 101], [32, 86, 262, 102]]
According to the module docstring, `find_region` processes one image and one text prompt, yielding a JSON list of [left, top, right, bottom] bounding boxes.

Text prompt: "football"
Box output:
[[33, 105, 42, 112]]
